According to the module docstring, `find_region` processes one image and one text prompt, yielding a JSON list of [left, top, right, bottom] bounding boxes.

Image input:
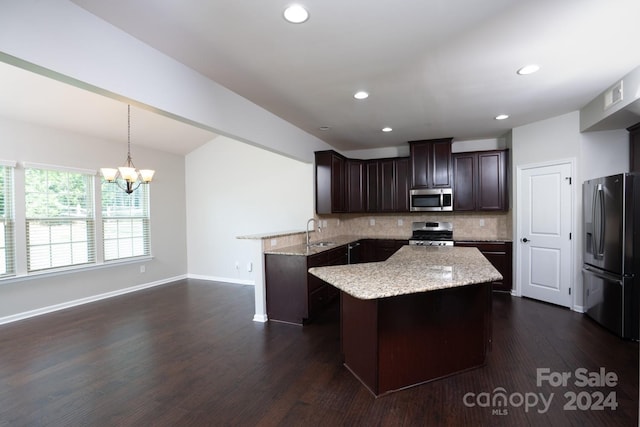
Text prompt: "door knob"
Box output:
[[521, 237, 529, 243]]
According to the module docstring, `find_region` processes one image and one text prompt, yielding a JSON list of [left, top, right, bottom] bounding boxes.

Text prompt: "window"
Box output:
[[25, 166, 95, 272], [102, 180, 150, 261], [0, 162, 15, 277]]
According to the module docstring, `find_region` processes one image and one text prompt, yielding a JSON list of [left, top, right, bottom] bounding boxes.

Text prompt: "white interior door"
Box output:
[[519, 162, 573, 308]]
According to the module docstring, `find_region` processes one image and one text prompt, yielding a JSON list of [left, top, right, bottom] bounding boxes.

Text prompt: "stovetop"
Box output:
[[409, 221, 454, 246]]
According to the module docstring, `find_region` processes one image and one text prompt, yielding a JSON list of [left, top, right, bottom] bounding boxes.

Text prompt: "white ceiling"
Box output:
[[4, 0, 640, 154]]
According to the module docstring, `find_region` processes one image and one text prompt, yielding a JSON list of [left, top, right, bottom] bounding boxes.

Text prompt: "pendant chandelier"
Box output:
[[100, 104, 155, 194]]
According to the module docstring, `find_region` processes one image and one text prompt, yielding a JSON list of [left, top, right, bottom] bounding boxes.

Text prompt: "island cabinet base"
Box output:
[[341, 282, 492, 396]]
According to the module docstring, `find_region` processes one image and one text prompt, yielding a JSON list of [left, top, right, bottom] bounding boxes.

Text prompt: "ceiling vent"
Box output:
[[604, 80, 623, 110]]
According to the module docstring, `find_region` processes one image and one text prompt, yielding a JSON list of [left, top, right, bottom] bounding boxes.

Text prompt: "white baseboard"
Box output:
[[572, 305, 585, 313], [0, 275, 187, 326], [187, 273, 255, 286], [253, 313, 268, 323]]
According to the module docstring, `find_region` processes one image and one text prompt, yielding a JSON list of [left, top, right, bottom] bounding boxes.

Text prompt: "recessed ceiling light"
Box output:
[[382, 127, 393, 132], [517, 64, 540, 75], [319, 126, 331, 131], [495, 114, 509, 120], [283, 5, 309, 24], [353, 91, 369, 100]]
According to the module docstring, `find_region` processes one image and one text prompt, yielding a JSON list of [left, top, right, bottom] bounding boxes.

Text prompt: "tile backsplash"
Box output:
[[316, 211, 512, 241], [261, 211, 512, 251]]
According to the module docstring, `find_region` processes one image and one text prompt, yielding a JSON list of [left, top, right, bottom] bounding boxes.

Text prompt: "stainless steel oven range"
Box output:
[[408, 221, 453, 246]]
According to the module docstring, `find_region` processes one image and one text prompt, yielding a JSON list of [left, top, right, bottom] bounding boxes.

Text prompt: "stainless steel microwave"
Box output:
[[410, 188, 453, 211]]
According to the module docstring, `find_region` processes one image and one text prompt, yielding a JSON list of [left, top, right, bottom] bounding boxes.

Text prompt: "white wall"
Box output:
[[342, 138, 507, 159], [185, 136, 313, 284], [511, 111, 629, 309], [343, 146, 410, 159], [0, 116, 188, 321], [512, 112, 582, 166], [581, 129, 630, 179], [452, 138, 507, 153]]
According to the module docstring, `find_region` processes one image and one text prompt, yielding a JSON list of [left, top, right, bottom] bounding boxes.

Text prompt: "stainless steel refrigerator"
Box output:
[[583, 173, 639, 340]]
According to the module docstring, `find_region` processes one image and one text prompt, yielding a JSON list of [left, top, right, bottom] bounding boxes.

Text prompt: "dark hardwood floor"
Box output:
[[0, 280, 637, 426]]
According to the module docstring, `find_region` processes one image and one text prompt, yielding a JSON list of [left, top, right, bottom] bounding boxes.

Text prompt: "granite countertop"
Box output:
[[263, 234, 510, 256], [263, 234, 412, 256], [263, 235, 357, 256], [236, 230, 306, 240], [453, 236, 513, 242], [308, 245, 502, 300]]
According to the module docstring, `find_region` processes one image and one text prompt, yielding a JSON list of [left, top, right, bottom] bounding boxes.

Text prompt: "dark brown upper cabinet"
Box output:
[[363, 158, 410, 212], [365, 160, 379, 212], [395, 157, 411, 212], [315, 151, 347, 214], [347, 159, 366, 212], [452, 149, 509, 211], [409, 138, 453, 189], [314, 151, 407, 214], [451, 152, 476, 211]]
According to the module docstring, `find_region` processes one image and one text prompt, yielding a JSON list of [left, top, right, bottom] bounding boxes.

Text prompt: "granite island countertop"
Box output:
[[308, 245, 502, 300]]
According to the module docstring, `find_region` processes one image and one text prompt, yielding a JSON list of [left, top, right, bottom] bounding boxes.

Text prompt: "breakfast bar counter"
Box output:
[[308, 245, 502, 299], [308, 245, 502, 396]]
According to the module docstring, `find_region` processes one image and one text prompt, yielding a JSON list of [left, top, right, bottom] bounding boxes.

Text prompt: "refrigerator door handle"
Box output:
[[582, 266, 623, 285], [593, 184, 605, 259], [591, 185, 598, 257]]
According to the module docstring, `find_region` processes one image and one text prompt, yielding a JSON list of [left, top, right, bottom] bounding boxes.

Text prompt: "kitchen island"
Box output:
[[308, 245, 502, 396]]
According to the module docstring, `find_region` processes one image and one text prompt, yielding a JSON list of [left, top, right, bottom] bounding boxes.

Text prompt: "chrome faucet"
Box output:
[[306, 218, 316, 247]]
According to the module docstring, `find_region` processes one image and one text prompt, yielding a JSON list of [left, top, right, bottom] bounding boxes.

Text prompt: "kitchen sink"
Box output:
[[308, 241, 336, 247]]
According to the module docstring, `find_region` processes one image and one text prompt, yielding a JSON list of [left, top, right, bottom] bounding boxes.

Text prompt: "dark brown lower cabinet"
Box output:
[[454, 241, 512, 292], [341, 282, 492, 396], [358, 239, 409, 263], [265, 239, 409, 324], [265, 245, 347, 324]]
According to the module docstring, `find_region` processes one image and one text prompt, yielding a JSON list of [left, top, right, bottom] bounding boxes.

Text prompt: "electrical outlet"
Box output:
[[140, 265, 145, 273], [247, 262, 253, 272], [479, 219, 485, 227], [370, 218, 375, 226], [398, 219, 404, 226], [270, 238, 277, 246]]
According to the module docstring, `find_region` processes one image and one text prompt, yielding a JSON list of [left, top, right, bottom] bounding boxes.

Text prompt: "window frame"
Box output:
[[0, 161, 16, 278], [101, 178, 152, 262], [23, 163, 97, 273]]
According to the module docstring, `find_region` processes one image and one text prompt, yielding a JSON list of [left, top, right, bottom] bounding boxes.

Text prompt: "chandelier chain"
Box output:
[[126, 104, 134, 167], [128, 104, 131, 156]]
